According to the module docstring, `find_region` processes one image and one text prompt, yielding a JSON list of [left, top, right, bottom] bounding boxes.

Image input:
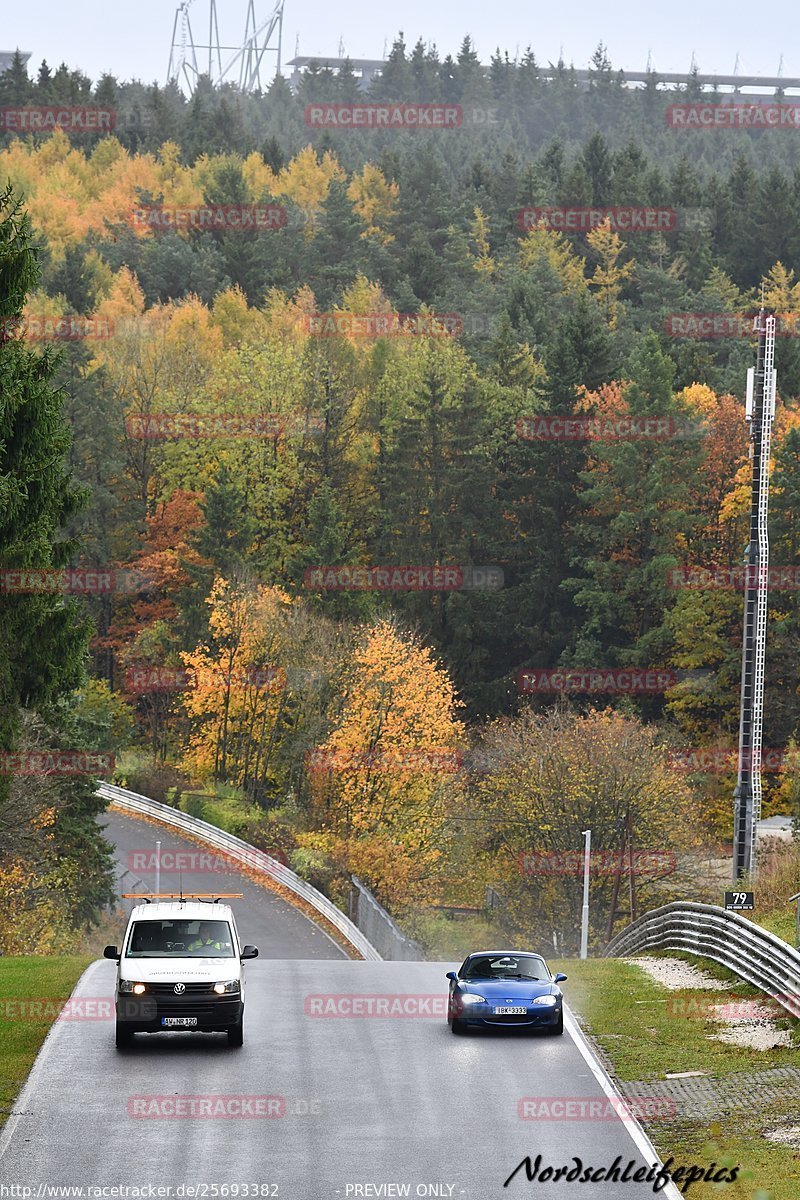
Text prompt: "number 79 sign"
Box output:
[[724, 891, 754, 911]]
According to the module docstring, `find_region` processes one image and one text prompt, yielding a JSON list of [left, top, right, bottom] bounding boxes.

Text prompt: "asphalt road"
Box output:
[[0, 812, 681, 1199], [102, 809, 347, 960]]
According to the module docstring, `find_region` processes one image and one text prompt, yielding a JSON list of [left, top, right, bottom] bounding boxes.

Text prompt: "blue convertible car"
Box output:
[[446, 950, 567, 1035]]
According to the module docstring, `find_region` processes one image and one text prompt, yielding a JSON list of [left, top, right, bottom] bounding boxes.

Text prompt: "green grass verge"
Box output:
[[550, 956, 800, 1199], [0, 956, 92, 1131]]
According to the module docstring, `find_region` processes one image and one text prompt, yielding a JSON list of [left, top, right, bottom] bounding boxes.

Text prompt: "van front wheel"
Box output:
[[227, 1015, 244, 1047], [115, 1021, 133, 1049]]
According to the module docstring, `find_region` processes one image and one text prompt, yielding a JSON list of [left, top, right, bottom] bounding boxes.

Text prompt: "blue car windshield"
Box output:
[[462, 955, 547, 980]]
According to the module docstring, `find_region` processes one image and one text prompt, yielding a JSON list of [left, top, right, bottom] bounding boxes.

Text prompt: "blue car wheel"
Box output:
[[546, 1009, 564, 1036]]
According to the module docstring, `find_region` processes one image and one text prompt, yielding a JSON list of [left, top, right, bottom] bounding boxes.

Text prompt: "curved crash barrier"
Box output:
[[606, 900, 800, 1019], [97, 780, 382, 961]]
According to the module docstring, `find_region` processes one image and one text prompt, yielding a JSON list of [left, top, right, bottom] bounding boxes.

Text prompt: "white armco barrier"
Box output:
[[98, 781, 381, 961]]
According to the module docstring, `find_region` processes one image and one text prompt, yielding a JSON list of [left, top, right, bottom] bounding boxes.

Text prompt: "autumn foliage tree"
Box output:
[[181, 577, 292, 799], [471, 706, 700, 952], [305, 619, 465, 910]]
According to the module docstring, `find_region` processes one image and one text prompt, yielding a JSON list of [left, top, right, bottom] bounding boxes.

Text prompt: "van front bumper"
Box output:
[[116, 993, 243, 1032]]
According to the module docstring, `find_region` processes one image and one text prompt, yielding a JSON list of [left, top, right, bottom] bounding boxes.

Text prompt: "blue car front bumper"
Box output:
[[459, 1004, 562, 1028]]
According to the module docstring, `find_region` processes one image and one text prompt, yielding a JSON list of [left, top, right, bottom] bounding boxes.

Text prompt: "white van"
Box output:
[[105, 897, 258, 1048]]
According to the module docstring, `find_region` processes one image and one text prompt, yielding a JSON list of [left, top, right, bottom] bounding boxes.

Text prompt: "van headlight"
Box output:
[[213, 980, 240, 995], [119, 980, 146, 995]]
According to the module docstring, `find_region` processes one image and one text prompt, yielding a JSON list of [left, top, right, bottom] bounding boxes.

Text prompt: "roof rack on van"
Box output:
[[121, 893, 243, 903]]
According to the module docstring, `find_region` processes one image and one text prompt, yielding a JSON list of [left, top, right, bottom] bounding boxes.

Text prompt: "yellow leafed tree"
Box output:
[[347, 163, 399, 243], [761, 262, 800, 319], [181, 578, 292, 791], [271, 146, 345, 219], [306, 619, 464, 909], [469, 207, 496, 276], [517, 223, 587, 296], [586, 219, 634, 329]]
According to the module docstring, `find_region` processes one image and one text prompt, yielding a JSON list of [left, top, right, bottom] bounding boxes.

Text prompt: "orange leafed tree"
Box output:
[[99, 490, 209, 670], [680, 384, 749, 561]]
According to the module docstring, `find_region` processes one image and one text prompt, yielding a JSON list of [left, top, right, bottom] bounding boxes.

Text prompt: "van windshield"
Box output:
[[126, 919, 235, 957]]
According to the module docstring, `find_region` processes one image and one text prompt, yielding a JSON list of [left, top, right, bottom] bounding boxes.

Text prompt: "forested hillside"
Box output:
[[3, 40, 800, 952]]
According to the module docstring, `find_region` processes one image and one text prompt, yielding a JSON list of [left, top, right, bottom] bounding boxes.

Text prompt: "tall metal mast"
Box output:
[[733, 309, 777, 880], [168, 0, 286, 94]]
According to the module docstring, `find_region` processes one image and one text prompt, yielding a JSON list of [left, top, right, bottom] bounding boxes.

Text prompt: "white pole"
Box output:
[[155, 840, 161, 895], [580, 829, 591, 959]]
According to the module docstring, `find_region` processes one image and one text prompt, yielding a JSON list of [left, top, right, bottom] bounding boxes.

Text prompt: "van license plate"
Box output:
[[161, 1017, 197, 1027]]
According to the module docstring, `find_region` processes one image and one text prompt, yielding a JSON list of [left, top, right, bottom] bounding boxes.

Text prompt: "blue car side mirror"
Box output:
[[553, 972, 567, 983], [445, 971, 457, 981]]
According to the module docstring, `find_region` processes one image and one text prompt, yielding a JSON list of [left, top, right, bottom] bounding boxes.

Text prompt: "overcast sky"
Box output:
[[4, 0, 798, 88]]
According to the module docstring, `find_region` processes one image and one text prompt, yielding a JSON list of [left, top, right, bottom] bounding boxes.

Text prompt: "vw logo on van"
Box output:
[[173, 982, 186, 995]]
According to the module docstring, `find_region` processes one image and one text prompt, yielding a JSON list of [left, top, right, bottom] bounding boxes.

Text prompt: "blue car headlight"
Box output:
[[460, 993, 486, 1006], [532, 995, 559, 1006]]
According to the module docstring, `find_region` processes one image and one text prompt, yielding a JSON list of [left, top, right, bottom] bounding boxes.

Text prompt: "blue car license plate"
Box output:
[[493, 1006, 526, 1015]]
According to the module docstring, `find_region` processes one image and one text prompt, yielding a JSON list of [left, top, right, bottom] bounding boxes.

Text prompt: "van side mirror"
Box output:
[[104, 945, 119, 960], [241, 945, 259, 959], [445, 971, 457, 981], [553, 972, 567, 983]]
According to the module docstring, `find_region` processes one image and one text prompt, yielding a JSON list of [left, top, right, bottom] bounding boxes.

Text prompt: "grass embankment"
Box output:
[[0, 956, 92, 1131], [553, 956, 800, 1199]]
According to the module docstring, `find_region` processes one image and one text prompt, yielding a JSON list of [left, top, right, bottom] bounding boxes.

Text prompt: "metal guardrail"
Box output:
[[350, 876, 424, 961], [97, 781, 381, 961], [605, 900, 800, 1019]]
